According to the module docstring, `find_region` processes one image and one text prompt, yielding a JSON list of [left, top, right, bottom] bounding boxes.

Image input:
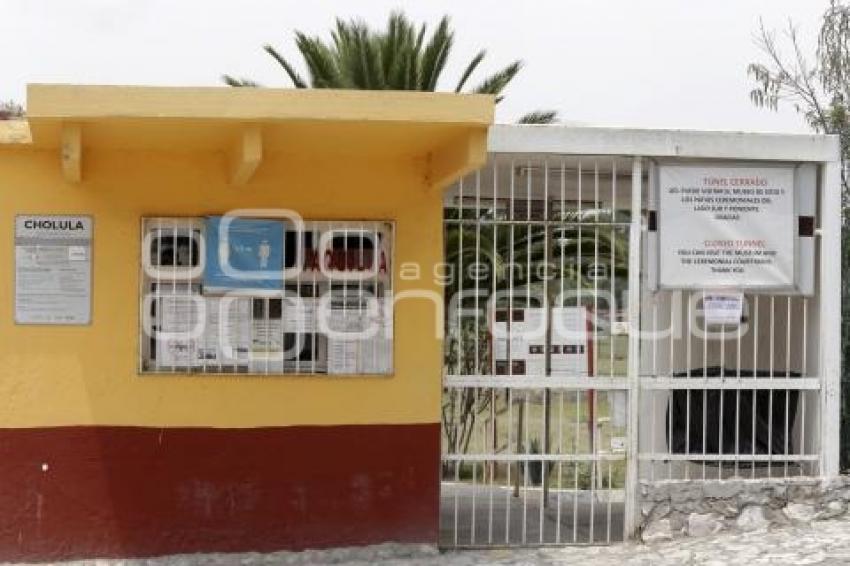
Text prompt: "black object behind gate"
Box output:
[[666, 367, 800, 458]]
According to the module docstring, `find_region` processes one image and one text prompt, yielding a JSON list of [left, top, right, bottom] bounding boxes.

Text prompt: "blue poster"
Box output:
[[204, 216, 284, 291]]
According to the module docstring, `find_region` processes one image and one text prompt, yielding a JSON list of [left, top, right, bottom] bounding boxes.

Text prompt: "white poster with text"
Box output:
[[658, 165, 795, 289], [15, 215, 93, 324]]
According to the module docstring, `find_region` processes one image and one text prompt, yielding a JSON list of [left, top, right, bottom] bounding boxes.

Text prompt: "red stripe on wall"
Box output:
[[0, 423, 440, 562]]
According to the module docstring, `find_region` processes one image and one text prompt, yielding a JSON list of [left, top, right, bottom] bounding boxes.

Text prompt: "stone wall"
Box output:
[[640, 477, 850, 542]]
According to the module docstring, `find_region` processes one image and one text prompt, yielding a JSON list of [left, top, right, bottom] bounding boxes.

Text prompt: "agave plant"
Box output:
[[223, 11, 557, 124]]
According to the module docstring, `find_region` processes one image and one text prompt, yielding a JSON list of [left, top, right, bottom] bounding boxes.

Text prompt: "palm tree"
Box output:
[[223, 11, 557, 124]]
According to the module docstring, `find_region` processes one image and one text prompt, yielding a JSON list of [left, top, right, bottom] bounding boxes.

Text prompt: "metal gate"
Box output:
[[440, 127, 840, 548], [440, 155, 642, 546]]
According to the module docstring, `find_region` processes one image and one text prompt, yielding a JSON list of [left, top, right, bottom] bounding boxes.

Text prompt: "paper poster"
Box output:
[[15, 215, 92, 324], [702, 291, 744, 325], [155, 292, 202, 368], [658, 165, 795, 289], [204, 216, 284, 291], [252, 318, 284, 356], [550, 306, 589, 377], [198, 297, 251, 366], [326, 295, 392, 374], [283, 297, 317, 332], [357, 298, 393, 374], [493, 308, 548, 375], [152, 293, 253, 369]]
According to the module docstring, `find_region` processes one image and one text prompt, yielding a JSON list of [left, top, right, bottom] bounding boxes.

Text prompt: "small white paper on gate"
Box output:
[[702, 291, 744, 325]]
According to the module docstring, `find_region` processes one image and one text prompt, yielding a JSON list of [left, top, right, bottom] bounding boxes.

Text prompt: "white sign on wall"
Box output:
[[658, 164, 795, 289], [15, 215, 93, 324]]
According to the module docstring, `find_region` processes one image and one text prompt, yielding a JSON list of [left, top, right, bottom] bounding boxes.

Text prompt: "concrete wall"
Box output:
[[0, 145, 447, 560]]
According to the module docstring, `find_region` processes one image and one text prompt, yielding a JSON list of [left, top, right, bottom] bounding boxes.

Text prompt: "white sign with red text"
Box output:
[[658, 164, 795, 289]]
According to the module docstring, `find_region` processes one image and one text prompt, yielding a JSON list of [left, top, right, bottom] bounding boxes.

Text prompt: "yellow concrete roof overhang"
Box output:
[[14, 83, 494, 187]]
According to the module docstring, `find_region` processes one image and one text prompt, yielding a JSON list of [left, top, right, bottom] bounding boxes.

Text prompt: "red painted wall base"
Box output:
[[0, 424, 440, 562]]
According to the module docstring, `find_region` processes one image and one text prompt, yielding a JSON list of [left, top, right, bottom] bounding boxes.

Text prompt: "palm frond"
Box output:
[[408, 24, 427, 89], [472, 60, 523, 102], [263, 44, 307, 88], [419, 16, 453, 91], [517, 110, 559, 124], [455, 49, 486, 92], [221, 75, 261, 87], [295, 31, 342, 88], [381, 11, 415, 89], [333, 18, 384, 89]]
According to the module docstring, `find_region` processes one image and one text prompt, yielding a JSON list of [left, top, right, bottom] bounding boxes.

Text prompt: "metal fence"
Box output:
[[441, 127, 839, 547], [441, 155, 640, 546], [638, 291, 820, 481]]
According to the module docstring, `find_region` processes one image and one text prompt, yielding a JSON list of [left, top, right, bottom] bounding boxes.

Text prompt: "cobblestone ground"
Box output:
[[14, 517, 850, 566]]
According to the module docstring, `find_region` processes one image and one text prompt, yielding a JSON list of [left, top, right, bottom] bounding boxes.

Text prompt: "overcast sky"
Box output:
[[1, 0, 832, 132]]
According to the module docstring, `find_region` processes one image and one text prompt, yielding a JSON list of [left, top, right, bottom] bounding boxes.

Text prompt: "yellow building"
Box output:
[[0, 84, 493, 561]]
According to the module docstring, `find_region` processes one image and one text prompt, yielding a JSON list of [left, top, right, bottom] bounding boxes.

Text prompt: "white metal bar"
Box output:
[[785, 296, 791, 478], [556, 389, 564, 544], [820, 160, 842, 476], [624, 157, 642, 539], [801, 298, 808, 467], [540, 158, 549, 545], [522, 159, 531, 546], [638, 378, 821, 390], [288, 219, 294, 376], [606, 459, 613, 543], [768, 295, 775, 478], [610, 160, 617, 378], [471, 386, 478, 545], [574, 160, 581, 544], [719, 306, 726, 480], [588, 161, 600, 544], [453, 387, 460, 546], [445, 453, 623, 463], [489, 159, 498, 544], [752, 295, 760, 478], [487, 124, 840, 163], [183, 219, 192, 375], [556, 158, 566, 545], [685, 293, 692, 478], [457, 175, 464, 378], [735, 295, 742, 477], [312, 224, 319, 375], [637, 453, 819, 462], [475, 169, 481, 378], [470, 169, 482, 546], [505, 388, 512, 544], [444, 219, 631, 228], [572, 393, 580, 543], [702, 296, 707, 480], [443, 376, 630, 389], [651, 301, 658, 482], [522, 391, 529, 545]]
